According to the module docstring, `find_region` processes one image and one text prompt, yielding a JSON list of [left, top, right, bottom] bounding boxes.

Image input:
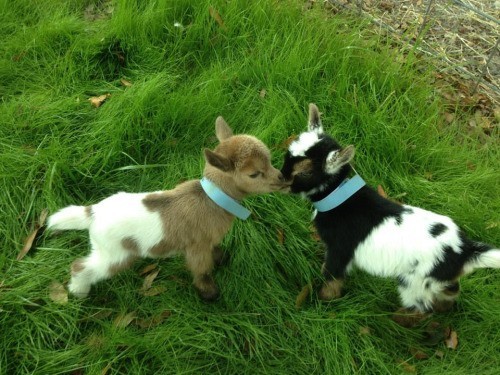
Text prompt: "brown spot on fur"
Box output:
[[71, 258, 86, 275], [142, 193, 172, 213], [84, 205, 92, 217], [319, 278, 344, 300], [121, 237, 140, 254], [292, 159, 313, 177]]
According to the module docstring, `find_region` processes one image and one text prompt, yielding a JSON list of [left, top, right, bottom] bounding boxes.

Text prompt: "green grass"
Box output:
[[1, 0, 499, 374]]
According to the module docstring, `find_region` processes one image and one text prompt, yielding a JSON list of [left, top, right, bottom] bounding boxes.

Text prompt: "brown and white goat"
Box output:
[[47, 117, 288, 301]]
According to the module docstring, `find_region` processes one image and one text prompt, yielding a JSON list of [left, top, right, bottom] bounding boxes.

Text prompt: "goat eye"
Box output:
[[249, 172, 260, 178], [298, 171, 312, 177]]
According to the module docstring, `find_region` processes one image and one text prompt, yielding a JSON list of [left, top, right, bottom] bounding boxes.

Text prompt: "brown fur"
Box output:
[[291, 159, 313, 177]]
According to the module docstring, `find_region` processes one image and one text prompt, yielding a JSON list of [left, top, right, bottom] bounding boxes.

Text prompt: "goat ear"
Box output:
[[324, 145, 355, 174], [204, 148, 234, 171], [215, 116, 234, 142], [307, 103, 324, 134]]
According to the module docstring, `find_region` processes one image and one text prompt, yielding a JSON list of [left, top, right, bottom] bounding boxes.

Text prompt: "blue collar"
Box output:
[[312, 174, 365, 212], [200, 177, 251, 220]]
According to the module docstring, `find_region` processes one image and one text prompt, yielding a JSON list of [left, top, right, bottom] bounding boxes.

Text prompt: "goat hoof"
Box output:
[[197, 287, 220, 302], [318, 279, 344, 300]]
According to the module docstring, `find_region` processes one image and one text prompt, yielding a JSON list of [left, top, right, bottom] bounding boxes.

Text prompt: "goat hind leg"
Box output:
[[68, 246, 134, 298]]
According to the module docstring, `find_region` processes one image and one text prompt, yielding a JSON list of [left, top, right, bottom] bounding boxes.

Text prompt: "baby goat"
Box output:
[[47, 117, 288, 301], [281, 103, 500, 313]]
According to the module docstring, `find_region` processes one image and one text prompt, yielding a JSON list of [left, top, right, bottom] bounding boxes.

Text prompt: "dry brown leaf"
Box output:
[[83, 310, 113, 321], [277, 229, 285, 245], [466, 161, 476, 171], [377, 185, 388, 198], [142, 269, 160, 291], [209, 7, 227, 30], [494, 107, 500, 122], [310, 224, 321, 242], [113, 311, 136, 328], [89, 94, 111, 108], [135, 310, 171, 329], [49, 281, 68, 304], [295, 284, 312, 309], [435, 350, 444, 359], [410, 347, 429, 360], [277, 134, 298, 150], [397, 360, 416, 373], [445, 330, 458, 350], [259, 88, 267, 98], [140, 285, 167, 297], [379, 1, 394, 12], [17, 209, 48, 261], [444, 112, 455, 123], [120, 78, 132, 87], [359, 326, 371, 335], [139, 263, 158, 276]]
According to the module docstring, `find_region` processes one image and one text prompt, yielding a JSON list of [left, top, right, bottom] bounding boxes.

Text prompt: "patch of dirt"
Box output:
[[321, 0, 499, 131]]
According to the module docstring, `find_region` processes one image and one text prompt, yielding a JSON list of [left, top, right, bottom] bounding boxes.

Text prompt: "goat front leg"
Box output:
[[318, 248, 352, 301], [185, 245, 220, 302]]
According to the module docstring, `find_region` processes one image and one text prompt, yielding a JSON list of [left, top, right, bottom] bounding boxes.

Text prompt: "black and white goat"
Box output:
[[281, 103, 500, 313]]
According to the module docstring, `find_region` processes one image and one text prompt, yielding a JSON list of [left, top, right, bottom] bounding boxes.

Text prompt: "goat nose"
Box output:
[[278, 173, 285, 182]]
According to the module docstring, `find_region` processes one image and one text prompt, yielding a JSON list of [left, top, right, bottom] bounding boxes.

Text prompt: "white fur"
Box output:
[[289, 131, 321, 157], [47, 205, 92, 230], [463, 250, 500, 273], [325, 150, 342, 175], [48, 192, 165, 297], [349, 205, 462, 311]]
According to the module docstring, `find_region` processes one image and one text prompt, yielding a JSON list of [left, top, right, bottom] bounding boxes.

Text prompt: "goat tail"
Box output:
[[47, 205, 93, 231], [463, 242, 500, 274]]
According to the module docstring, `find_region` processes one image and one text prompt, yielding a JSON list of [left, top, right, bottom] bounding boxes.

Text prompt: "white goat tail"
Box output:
[[47, 205, 92, 231], [464, 248, 500, 274]]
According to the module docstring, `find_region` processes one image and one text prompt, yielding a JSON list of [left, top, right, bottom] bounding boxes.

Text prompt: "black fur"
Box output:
[[430, 223, 448, 237]]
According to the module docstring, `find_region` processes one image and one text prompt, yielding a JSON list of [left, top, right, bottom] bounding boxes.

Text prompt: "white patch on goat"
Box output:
[[68, 192, 165, 297], [289, 131, 321, 157], [350, 205, 462, 310], [302, 182, 331, 197]]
